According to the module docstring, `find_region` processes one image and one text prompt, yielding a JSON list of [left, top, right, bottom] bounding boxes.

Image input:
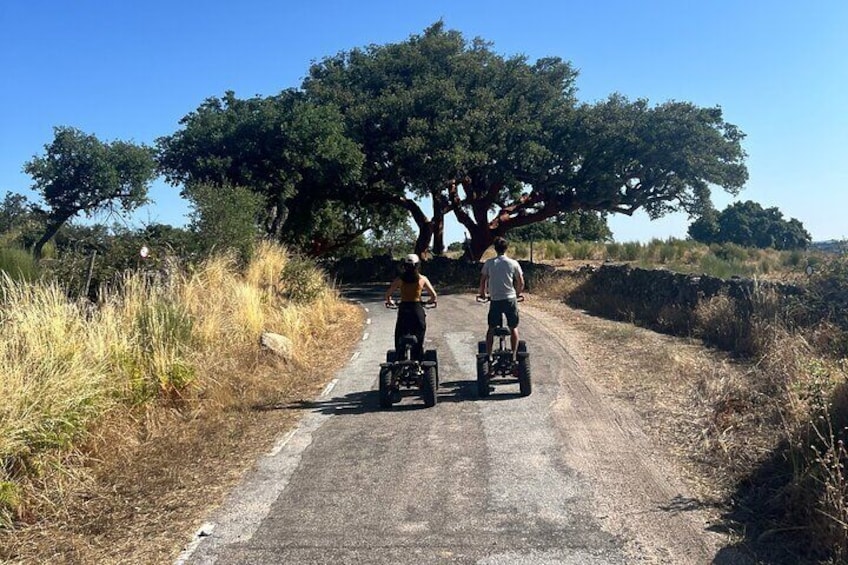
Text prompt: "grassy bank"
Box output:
[[540, 258, 848, 561], [0, 242, 356, 534]]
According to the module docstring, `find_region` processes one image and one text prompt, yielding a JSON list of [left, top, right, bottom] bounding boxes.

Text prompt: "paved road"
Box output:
[[178, 288, 736, 565]]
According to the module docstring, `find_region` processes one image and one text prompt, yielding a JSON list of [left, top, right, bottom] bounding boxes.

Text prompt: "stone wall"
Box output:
[[555, 264, 806, 338], [325, 256, 807, 345]]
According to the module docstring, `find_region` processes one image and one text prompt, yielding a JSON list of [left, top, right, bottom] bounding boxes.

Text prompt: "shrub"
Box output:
[[0, 247, 38, 282], [280, 255, 329, 303], [621, 242, 642, 261]]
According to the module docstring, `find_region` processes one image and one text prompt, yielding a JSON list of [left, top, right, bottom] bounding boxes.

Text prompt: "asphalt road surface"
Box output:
[[178, 288, 747, 565]]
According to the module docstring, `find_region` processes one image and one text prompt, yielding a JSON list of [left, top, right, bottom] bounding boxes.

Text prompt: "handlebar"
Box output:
[[385, 301, 437, 309], [476, 294, 525, 303]]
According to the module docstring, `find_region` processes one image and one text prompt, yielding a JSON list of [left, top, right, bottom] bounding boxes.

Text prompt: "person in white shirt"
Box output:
[[478, 237, 525, 361]]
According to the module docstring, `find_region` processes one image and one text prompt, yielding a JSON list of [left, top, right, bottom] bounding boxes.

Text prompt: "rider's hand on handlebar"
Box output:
[[385, 298, 395, 308]]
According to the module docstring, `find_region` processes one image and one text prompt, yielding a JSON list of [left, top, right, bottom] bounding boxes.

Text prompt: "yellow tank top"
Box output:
[[399, 278, 422, 302]]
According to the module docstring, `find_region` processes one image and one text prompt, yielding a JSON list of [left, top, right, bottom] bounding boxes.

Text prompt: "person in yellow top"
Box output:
[[384, 254, 438, 361]]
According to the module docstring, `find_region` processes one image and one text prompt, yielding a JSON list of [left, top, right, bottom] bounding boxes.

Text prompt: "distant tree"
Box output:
[[23, 127, 157, 258], [0, 191, 43, 248], [687, 207, 720, 245], [365, 221, 417, 257], [688, 200, 810, 250], [509, 211, 611, 243]]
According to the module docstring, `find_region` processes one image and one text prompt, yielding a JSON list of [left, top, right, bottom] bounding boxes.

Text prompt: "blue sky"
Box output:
[[2, 0, 846, 244]]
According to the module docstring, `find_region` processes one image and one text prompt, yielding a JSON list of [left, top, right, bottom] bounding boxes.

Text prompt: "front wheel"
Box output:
[[517, 341, 531, 397], [378, 367, 393, 408], [476, 355, 490, 399], [421, 365, 437, 408]]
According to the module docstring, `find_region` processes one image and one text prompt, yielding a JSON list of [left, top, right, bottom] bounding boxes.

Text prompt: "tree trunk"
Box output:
[[267, 200, 288, 240], [465, 223, 494, 262], [413, 223, 434, 259], [33, 217, 68, 260], [432, 207, 445, 256]]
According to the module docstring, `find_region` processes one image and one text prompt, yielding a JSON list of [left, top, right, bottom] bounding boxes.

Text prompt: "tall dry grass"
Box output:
[[687, 284, 848, 558], [545, 260, 848, 559], [0, 242, 349, 526]]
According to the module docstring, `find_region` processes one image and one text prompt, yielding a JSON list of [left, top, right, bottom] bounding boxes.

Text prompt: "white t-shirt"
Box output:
[[481, 254, 523, 300]]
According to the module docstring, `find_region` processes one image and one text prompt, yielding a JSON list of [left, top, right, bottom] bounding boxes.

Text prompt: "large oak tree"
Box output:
[[304, 22, 748, 260]]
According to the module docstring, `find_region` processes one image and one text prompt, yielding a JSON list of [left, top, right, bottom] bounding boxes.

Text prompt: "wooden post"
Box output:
[[83, 250, 97, 298]]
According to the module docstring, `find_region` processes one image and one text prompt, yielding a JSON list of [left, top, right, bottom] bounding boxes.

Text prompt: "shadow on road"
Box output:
[[255, 390, 380, 415], [253, 377, 514, 415]]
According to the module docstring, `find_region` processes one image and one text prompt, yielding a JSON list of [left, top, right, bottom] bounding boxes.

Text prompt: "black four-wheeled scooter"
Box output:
[[379, 301, 438, 408], [475, 295, 531, 398]]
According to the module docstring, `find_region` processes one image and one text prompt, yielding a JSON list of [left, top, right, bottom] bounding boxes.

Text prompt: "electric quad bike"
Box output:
[[379, 301, 438, 409], [475, 295, 531, 398]]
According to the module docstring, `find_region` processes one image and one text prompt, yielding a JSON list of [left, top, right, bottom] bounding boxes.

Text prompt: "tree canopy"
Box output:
[[156, 90, 405, 256], [688, 200, 811, 250], [302, 22, 749, 260], [24, 126, 157, 258]]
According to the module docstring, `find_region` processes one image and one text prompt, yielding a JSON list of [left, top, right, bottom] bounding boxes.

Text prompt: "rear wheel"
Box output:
[[378, 367, 393, 408], [421, 365, 437, 407], [517, 341, 531, 397], [424, 350, 438, 388]]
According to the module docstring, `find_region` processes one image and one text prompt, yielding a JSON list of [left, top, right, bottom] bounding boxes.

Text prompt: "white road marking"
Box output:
[[268, 429, 297, 456], [320, 378, 338, 397], [362, 332, 370, 340]]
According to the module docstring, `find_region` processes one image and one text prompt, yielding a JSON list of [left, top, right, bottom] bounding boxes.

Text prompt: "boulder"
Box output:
[[260, 332, 294, 361]]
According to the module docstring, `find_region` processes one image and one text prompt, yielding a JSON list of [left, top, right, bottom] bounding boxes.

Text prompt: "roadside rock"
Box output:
[[260, 332, 293, 361]]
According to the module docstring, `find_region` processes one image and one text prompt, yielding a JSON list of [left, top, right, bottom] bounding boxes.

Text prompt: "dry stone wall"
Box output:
[[326, 257, 806, 341]]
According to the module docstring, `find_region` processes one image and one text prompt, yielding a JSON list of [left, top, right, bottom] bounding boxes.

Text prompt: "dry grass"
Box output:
[[537, 269, 848, 561], [0, 242, 362, 563]]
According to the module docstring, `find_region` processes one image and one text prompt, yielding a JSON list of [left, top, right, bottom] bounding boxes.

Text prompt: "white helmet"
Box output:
[[402, 253, 420, 266]]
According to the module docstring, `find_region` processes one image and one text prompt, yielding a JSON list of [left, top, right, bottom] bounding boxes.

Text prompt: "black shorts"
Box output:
[[488, 298, 519, 329]]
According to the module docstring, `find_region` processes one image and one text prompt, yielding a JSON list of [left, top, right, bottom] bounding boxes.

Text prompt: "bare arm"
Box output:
[[514, 269, 525, 295], [422, 276, 437, 304], [479, 273, 489, 298], [385, 278, 401, 304]]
